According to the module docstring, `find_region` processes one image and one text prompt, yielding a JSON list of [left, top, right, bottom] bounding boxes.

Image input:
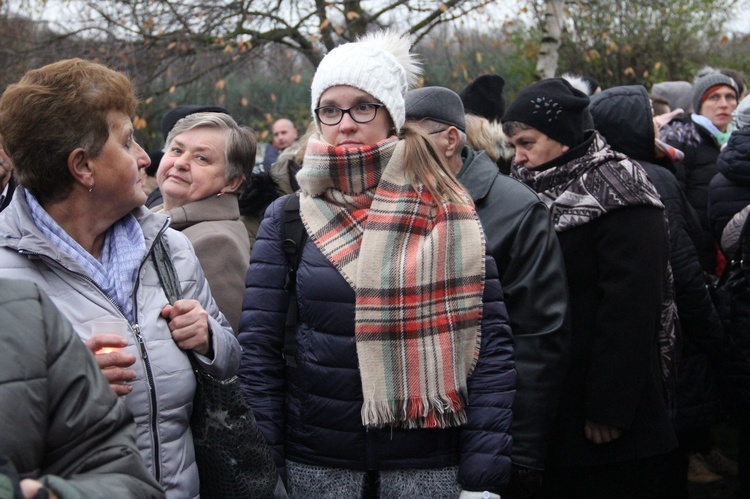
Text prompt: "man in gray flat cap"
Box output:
[[406, 86, 570, 499]]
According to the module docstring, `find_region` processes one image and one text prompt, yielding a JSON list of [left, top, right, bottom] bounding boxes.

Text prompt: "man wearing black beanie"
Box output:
[[503, 78, 677, 498]]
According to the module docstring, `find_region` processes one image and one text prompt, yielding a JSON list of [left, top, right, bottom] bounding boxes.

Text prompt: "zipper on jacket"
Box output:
[[20, 235, 168, 486], [132, 322, 161, 483], [128, 220, 170, 485], [365, 427, 376, 470]]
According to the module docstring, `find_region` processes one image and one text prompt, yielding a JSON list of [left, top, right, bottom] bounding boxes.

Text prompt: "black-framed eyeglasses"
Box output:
[[429, 128, 448, 135], [314, 103, 385, 126]]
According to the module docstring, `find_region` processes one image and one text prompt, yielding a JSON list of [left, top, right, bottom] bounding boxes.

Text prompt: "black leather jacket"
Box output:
[[458, 148, 570, 470]]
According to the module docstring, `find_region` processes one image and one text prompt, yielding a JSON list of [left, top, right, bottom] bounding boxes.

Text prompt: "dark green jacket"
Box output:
[[0, 279, 163, 498]]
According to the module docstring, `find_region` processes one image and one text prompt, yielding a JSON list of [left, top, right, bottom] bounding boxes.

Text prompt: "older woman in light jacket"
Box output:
[[0, 58, 240, 499]]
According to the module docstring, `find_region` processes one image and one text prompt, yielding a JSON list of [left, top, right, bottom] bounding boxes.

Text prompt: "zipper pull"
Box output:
[[133, 324, 148, 359]]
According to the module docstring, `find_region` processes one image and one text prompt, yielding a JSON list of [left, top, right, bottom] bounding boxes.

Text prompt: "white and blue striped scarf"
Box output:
[[26, 190, 146, 321]]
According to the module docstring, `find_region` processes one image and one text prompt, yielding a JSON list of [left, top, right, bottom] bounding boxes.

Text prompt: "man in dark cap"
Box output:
[[406, 86, 570, 498], [502, 78, 678, 498]]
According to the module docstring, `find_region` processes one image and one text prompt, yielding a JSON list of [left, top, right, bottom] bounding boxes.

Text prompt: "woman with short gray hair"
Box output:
[[155, 111, 256, 332]]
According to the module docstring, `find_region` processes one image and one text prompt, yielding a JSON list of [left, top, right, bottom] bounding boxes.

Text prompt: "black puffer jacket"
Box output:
[[591, 85, 724, 430], [0, 279, 163, 498], [660, 112, 723, 274], [709, 128, 750, 245]]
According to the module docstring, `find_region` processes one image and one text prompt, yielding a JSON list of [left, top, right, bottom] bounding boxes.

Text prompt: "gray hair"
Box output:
[[417, 118, 467, 148], [165, 112, 257, 181], [501, 120, 534, 138]]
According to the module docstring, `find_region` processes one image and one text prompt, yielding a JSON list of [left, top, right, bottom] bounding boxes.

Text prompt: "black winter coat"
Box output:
[[549, 206, 677, 466], [661, 113, 723, 274], [238, 196, 516, 494], [458, 148, 569, 470], [591, 85, 725, 431], [513, 128, 677, 467], [709, 128, 750, 245]]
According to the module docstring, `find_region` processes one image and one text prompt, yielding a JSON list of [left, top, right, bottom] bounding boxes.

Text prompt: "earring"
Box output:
[[88, 183, 94, 193]]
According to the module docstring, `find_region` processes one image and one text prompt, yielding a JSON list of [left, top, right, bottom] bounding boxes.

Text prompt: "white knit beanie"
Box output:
[[310, 30, 421, 133], [736, 94, 750, 130]]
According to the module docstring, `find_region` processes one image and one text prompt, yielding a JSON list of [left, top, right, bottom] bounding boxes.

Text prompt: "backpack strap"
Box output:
[[281, 193, 307, 367]]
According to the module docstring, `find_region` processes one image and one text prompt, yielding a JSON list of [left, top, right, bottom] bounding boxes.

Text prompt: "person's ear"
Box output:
[[221, 175, 244, 194], [444, 127, 462, 159], [68, 148, 94, 191]]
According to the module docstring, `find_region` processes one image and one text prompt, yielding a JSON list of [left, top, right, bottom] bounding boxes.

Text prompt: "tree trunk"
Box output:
[[535, 0, 566, 80]]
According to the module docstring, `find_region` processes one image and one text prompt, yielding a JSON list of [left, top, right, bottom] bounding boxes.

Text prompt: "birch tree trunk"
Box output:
[[535, 0, 566, 80]]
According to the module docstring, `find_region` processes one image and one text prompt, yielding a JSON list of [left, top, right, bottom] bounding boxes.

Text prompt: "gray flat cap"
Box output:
[[405, 86, 466, 132]]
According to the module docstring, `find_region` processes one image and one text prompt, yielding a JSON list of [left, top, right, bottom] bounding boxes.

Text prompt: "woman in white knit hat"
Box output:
[[237, 30, 515, 498]]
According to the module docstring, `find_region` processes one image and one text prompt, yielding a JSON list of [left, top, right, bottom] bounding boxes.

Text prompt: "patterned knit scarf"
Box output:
[[512, 131, 678, 414], [512, 132, 664, 231], [297, 135, 485, 429]]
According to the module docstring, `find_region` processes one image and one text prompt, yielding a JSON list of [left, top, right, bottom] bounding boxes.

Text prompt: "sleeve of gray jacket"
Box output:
[[497, 201, 570, 470], [2, 281, 164, 498], [722, 204, 750, 257]]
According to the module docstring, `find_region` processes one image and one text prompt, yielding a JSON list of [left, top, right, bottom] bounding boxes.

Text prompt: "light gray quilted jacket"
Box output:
[[0, 187, 241, 498]]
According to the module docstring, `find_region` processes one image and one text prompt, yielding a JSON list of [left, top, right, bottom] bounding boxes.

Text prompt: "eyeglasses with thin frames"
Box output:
[[314, 103, 385, 126]]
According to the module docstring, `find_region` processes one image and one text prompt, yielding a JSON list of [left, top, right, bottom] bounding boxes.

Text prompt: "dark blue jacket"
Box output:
[[709, 128, 750, 245], [238, 195, 515, 494]]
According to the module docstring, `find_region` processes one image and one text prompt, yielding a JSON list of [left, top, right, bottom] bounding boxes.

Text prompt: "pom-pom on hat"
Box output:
[[459, 74, 506, 122], [692, 72, 738, 115], [310, 30, 421, 134], [502, 77, 590, 148], [405, 86, 466, 133]]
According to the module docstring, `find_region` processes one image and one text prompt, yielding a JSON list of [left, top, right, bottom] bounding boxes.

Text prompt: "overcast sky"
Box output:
[[31, 0, 750, 34]]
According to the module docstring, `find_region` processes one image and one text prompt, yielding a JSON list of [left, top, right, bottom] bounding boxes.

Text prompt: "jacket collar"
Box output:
[[0, 185, 169, 264], [458, 146, 499, 203], [155, 193, 240, 231]]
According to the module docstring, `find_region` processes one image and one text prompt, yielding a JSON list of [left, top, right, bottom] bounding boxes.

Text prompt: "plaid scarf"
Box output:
[[297, 135, 485, 429], [512, 131, 678, 414]]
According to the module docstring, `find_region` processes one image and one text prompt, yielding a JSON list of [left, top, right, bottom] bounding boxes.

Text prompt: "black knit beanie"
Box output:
[[502, 78, 590, 147], [459, 74, 506, 122]]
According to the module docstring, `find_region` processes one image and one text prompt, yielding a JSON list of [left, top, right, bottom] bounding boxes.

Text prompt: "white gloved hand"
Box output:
[[458, 490, 501, 499]]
